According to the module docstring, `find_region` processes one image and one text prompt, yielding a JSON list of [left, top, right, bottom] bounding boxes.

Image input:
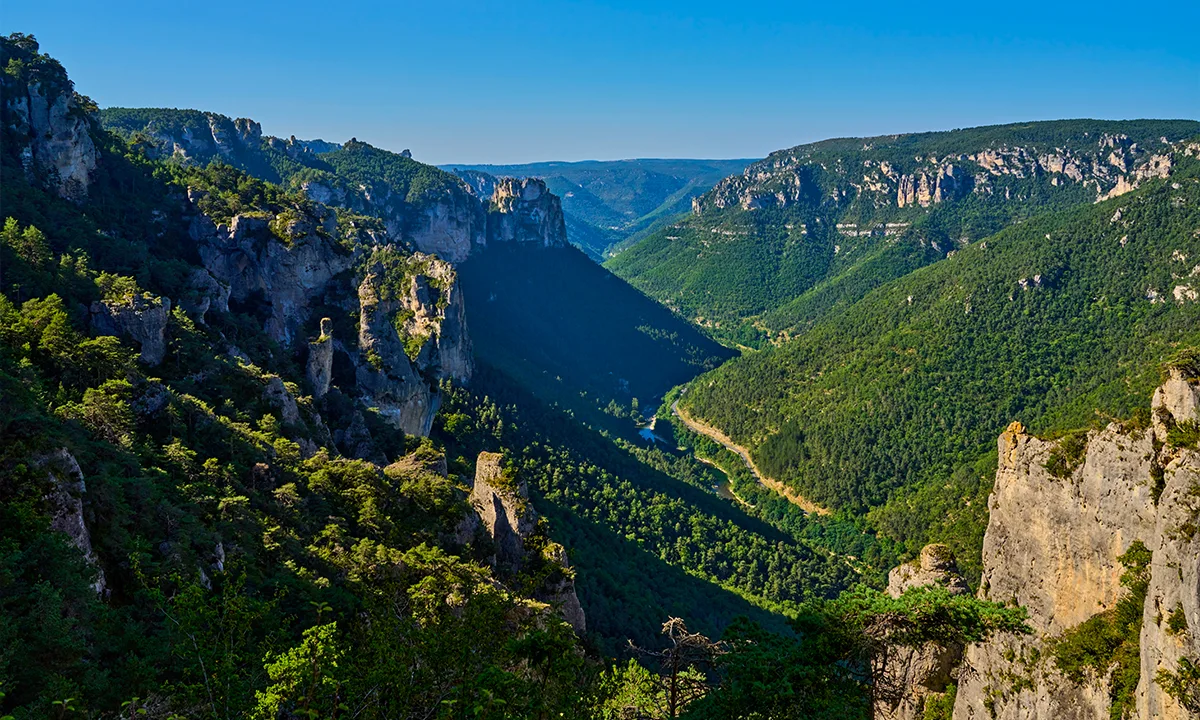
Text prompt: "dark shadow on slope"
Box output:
[[458, 245, 736, 429], [536, 502, 794, 655]]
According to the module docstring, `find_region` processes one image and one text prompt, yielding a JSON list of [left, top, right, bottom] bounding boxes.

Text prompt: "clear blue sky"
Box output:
[[6, 1, 1199, 165]]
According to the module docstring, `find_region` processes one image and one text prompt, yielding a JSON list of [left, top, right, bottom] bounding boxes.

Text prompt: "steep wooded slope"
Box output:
[[678, 149, 1200, 574], [608, 120, 1200, 346]]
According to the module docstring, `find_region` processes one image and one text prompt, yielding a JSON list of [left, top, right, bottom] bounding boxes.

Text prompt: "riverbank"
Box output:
[[672, 402, 831, 516]]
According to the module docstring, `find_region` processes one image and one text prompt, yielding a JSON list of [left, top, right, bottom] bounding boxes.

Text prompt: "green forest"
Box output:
[[676, 159, 1200, 577], [5, 27, 1200, 720], [0, 33, 1035, 719]]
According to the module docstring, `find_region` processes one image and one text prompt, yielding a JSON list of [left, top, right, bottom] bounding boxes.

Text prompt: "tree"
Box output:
[[628, 618, 725, 718], [252, 622, 345, 720]]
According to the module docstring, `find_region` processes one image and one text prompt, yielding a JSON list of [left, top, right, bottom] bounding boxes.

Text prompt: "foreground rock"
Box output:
[[467, 451, 587, 633], [948, 369, 1200, 720], [878, 544, 970, 720]]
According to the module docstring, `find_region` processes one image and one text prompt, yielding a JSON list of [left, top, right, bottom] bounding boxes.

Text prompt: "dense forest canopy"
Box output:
[[4, 29, 1199, 720]]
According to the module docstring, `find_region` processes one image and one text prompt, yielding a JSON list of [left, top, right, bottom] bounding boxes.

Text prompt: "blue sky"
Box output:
[[6, 1, 1199, 164]]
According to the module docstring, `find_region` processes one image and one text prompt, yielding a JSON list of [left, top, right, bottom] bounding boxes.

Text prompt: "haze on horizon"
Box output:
[[5, 0, 1199, 166]]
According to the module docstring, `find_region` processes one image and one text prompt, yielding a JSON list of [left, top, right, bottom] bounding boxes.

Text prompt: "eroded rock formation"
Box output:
[[486, 177, 569, 249], [950, 370, 1200, 720], [89, 295, 170, 366], [193, 208, 354, 347], [467, 451, 586, 633], [0, 36, 96, 201]]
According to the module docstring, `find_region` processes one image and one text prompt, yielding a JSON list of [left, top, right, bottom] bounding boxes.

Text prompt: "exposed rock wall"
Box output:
[[391, 254, 473, 383], [1138, 370, 1200, 720], [952, 372, 1200, 720], [485, 177, 569, 249], [1, 37, 96, 201], [37, 449, 105, 594], [467, 451, 586, 633], [470, 451, 535, 571], [356, 267, 440, 437], [879, 545, 971, 720], [193, 209, 354, 346], [89, 295, 170, 366], [696, 131, 1189, 216]]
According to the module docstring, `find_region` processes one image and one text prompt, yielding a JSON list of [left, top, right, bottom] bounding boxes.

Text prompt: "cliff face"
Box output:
[[951, 370, 1200, 720], [304, 172, 569, 262], [192, 206, 354, 347], [466, 451, 587, 633], [485, 177, 569, 249], [695, 124, 1192, 217], [1, 35, 96, 201], [100, 108, 571, 264]]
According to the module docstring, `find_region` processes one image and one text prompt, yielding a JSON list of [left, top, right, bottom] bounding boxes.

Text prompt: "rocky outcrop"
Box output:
[[1, 36, 97, 201], [888, 544, 972, 598], [539, 542, 588, 634], [352, 253, 473, 436], [879, 545, 970, 720], [262, 376, 302, 427], [356, 267, 440, 437], [470, 452, 535, 570], [391, 254, 472, 383], [307, 318, 334, 399], [467, 451, 586, 633], [952, 370, 1200, 720], [486, 177, 569, 249], [101, 108, 572, 264], [193, 207, 353, 346], [178, 268, 230, 323], [36, 449, 105, 594], [90, 295, 170, 366]]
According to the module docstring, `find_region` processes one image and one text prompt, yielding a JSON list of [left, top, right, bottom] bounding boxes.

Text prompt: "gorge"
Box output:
[[2, 28, 1199, 720]]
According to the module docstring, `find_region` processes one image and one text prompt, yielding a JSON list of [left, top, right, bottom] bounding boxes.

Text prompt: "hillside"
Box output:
[[676, 148, 1200, 574], [607, 120, 1200, 346], [5, 34, 922, 718], [445, 158, 754, 259], [100, 107, 569, 264]]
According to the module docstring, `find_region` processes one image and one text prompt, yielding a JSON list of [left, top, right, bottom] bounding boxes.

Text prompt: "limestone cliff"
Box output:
[[485, 177, 569, 249], [466, 451, 587, 633], [354, 253, 472, 436], [101, 108, 571, 264], [356, 266, 442, 437], [469, 451, 536, 571], [302, 168, 569, 262], [89, 294, 170, 366], [185, 189, 472, 438], [1, 35, 96, 201], [879, 544, 971, 720], [695, 124, 1197, 219], [192, 204, 354, 347], [950, 368, 1200, 720]]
